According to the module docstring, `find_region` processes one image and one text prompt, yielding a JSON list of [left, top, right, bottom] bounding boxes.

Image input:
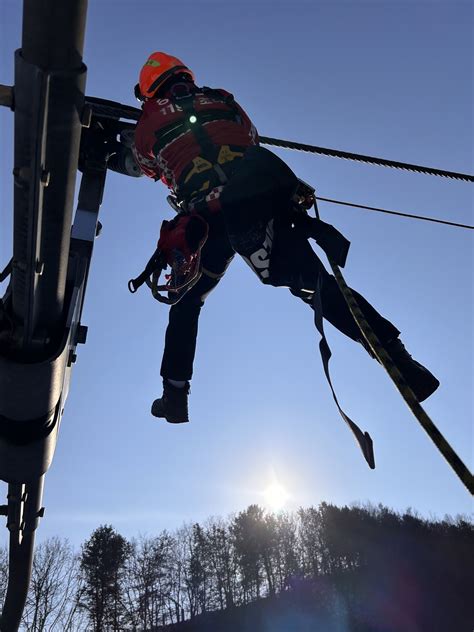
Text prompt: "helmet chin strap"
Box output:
[[134, 83, 145, 103], [169, 81, 194, 98], [157, 74, 195, 99]]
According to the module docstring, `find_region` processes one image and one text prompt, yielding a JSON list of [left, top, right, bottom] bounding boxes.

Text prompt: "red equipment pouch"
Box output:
[[158, 213, 208, 267]]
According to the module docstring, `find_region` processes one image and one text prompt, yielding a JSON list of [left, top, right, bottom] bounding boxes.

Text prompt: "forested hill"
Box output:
[[156, 504, 473, 632], [161, 556, 472, 632], [160, 514, 472, 631], [1, 503, 472, 631]]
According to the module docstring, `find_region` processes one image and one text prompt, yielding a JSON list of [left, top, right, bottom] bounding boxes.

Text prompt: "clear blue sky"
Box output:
[[1, 1, 472, 547]]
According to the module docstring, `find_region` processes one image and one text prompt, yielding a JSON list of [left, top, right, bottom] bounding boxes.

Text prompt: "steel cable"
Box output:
[[260, 136, 474, 183], [316, 197, 474, 230], [85, 98, 474, 183]]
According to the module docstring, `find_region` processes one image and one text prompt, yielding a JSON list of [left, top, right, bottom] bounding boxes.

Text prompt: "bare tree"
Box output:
[[18, 537, 83, 632], [231, 505, 268, 603], [122, 532, 175, 630], [203, 517, 239, 610], [184, 523, 211, 618], [167, 527, 188, 625], [298, 506, 325, 577], [0, 545, 8, 609], [273, 512, 299, 593]]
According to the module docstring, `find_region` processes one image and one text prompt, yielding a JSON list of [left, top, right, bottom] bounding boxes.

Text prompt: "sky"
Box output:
[[0, 0, 472, 548]]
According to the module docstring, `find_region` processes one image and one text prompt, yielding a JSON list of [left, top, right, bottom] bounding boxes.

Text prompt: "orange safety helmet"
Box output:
[[136, 52, 195, 100]]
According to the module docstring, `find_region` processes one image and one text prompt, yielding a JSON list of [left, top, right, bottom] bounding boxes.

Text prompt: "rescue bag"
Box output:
[[128, 213, 208, 304]]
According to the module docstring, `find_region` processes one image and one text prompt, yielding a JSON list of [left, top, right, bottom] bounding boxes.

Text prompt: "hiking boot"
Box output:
[[385, 338, 440, 402], [151, 380, 190, 423]]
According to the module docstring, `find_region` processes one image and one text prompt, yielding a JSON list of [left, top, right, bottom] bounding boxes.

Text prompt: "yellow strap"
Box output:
[[190, 180, 211, 198], [217, 145, 244, 165], [184, 147, 243, 188], [184, 156, 213, 184]]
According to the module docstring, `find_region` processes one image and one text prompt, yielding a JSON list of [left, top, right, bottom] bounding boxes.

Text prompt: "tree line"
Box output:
[[0, 502, 472, 631]]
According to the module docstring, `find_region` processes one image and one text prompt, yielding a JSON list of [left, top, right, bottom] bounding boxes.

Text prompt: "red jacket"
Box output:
[[133, 86, 258, 194]]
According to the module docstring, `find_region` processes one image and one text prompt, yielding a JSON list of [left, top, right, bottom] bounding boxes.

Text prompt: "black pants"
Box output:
[[160, 214, 399, 381], [160, 212, 234, 381]]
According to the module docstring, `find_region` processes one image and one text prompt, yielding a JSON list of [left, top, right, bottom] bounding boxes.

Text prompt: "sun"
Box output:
[[263, 482, 289, 512]]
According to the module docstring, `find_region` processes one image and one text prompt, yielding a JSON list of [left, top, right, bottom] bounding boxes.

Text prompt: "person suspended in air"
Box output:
[[131, 52, 439, 425]]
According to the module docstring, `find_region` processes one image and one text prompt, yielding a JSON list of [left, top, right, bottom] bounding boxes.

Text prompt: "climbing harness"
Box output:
[[153, 85, 247, 200]]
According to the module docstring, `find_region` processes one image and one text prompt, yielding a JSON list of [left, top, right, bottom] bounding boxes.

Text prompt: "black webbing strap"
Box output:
[[0, 258, 12, 283], [128, 247, 163, 293], [329, 258, 474, 493], [175, 90, 246, 198], [177, 92, 219, 159], [201, 87, 243, 123], [153, 111, 238, 155], [312, 274, 376, 469]]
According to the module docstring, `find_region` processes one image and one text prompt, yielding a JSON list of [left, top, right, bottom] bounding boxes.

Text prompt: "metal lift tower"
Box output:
[[1, 3, 142, 627], [0, 2, 89, 629]]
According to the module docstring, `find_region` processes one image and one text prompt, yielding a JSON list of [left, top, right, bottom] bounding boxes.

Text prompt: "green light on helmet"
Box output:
[[189, 115, 197, 124]]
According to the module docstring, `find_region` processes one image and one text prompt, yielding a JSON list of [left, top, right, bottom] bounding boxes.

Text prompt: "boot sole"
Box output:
[[151, 401, 189, 423]]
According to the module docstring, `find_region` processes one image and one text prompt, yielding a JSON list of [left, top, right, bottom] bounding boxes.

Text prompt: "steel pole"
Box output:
[[12, 0, 88, 349], [0, 477, 44, 632]]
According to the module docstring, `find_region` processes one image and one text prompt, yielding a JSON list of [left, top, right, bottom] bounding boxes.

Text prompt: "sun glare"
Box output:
[[264, 482, 289, 511]]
